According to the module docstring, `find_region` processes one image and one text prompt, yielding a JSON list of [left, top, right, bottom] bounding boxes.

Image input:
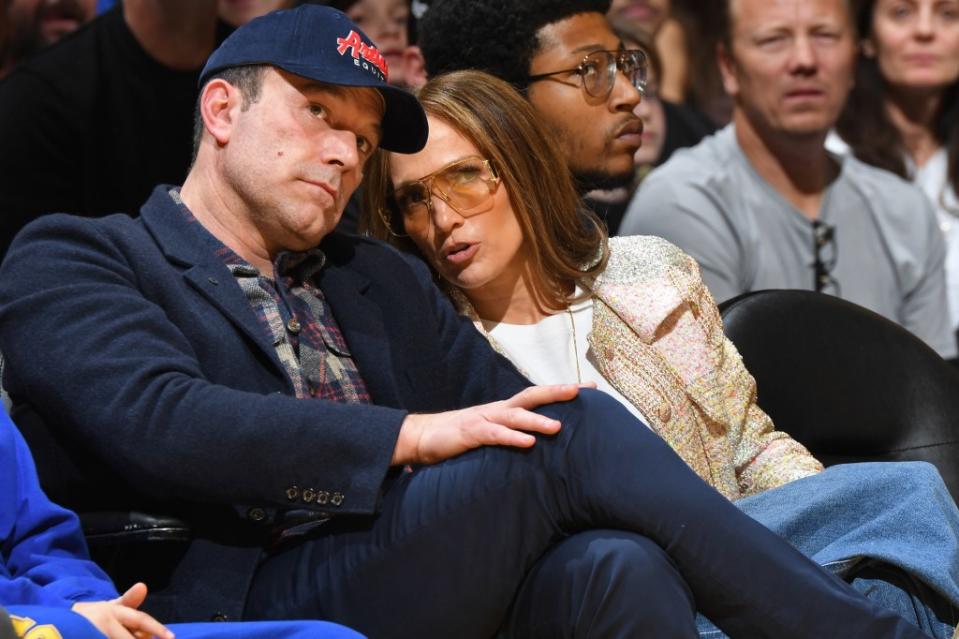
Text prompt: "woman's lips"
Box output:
[[904, 53, 941, 66], [619, 2, 658, 23], [444, 243, 479, 265]]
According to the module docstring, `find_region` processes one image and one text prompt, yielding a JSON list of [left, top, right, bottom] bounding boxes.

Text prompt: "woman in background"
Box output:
[[836, 0, 959, 342], [364, 69, 959, 638]]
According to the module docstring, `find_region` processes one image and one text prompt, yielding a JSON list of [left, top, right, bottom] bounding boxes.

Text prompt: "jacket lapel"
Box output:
[[316, 257, 401, 408], [139, 187, 287, 379], [593, 263, 737, 428]]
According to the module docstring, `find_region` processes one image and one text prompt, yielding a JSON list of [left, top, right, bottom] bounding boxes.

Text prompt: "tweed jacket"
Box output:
[[458, 235, 823, 500]]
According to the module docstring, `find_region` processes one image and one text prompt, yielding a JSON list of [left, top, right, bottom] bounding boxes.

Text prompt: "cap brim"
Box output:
[[376, 84, 429, 154]]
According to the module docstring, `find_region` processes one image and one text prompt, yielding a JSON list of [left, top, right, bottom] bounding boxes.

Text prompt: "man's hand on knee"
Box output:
[[392, 384, 587, 465]]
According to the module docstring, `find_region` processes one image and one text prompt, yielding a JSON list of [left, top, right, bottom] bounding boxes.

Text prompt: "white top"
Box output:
[[914, 149, 959, 331], [483, 297, 651, 427], [828, 133, 959, 331]]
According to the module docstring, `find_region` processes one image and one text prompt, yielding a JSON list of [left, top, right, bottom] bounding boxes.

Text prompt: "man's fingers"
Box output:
[[103, 618, 137, 639], [115, 607, 174, 639], [468, 407, 560, 450], [498, 406, 562, 435], [479, 423, 537, 448], [504, 384, 581, 409], [117, 582, 148, 609]]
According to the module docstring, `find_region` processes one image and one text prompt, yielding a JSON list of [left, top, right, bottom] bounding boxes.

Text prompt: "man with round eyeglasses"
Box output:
[[525, 48, 647, 100], [419, 0, 646, 193]]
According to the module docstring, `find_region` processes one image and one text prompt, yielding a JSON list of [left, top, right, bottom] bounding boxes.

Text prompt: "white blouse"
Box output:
[[483, 297, 651, 427], [915, 148, 959, 331], [828, 133, 959, 331]]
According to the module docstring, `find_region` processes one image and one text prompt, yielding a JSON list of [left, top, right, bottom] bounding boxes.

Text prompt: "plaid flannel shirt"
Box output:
[[170, 188, 371, 404]]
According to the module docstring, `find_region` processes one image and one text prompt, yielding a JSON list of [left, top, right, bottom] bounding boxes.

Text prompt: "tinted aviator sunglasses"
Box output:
[[380, 156, 501, 237], [527, 49, 648, 99]]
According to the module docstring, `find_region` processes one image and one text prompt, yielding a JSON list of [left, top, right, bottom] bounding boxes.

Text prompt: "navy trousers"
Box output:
[[502, 529, 698, 637], [246, 390, 926, 638]]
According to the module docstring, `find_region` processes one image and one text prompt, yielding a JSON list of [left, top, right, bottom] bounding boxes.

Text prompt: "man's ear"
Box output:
[[716, 42, 739, 97], [861, 36, 876, 58], [199, 79, 239, 146], [401, 45, 428, 88]]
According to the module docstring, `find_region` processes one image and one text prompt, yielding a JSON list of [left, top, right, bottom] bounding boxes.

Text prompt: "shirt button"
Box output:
[[247, 507, 266, 522], [286, 485, 300, 501], [331, 492, 345, 507], [287, 317, 301, 334]]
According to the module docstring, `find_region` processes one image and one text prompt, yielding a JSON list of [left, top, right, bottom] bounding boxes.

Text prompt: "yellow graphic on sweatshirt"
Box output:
[[8, 615, 63, 639]]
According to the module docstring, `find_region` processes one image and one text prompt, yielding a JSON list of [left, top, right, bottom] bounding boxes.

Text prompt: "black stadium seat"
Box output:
[[719, 289, 959, 501]]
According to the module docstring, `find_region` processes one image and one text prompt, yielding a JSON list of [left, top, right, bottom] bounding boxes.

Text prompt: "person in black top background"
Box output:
[[0, 0, 233, 258], [0, 0, 98, 77]]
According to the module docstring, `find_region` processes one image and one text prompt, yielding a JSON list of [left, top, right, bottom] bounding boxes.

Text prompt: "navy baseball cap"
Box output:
[[199, 4, 428, 153]]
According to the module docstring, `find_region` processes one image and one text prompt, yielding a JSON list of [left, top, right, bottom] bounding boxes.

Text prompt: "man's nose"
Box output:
[[788, 35, 818, 74], [320, 129, 361, 171], [610, 67, 642, 112]]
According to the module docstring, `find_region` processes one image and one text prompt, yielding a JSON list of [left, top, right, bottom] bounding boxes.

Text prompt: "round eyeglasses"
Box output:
[[380, 156, 501, 237], [527, 49, 648, 99]]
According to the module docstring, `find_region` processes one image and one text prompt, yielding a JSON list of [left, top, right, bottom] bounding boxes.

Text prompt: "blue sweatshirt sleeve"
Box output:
[[0, 410, 119, 607]]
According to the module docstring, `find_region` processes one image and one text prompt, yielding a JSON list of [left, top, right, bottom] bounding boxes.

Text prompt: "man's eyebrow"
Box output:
[[571, 43, 608, 55]]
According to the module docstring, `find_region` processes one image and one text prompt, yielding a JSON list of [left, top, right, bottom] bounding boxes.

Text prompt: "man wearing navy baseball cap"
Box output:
[[0, 5, 933, 639]]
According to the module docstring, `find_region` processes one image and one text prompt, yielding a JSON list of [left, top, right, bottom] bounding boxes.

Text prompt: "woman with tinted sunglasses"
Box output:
[[363, 69, 959, 638]]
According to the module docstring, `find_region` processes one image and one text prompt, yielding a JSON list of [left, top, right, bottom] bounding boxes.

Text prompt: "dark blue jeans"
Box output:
[[246, 390, 926, 638]]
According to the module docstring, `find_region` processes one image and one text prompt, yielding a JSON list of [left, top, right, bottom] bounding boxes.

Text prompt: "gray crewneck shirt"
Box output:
[[620, 125, 955, 358]]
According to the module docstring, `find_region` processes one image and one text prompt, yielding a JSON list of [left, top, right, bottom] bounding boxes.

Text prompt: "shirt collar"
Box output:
[[168, 187, 327, 282]]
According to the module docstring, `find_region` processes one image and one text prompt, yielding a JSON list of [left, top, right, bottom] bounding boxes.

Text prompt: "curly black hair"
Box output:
[[418, 0, 611, 91]]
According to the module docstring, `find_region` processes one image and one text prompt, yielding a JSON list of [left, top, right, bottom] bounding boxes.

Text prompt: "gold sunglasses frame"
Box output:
[[379, 157, 501, 238]]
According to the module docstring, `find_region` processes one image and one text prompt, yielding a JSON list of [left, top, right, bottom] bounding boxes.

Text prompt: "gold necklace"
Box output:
[[567, 307, 583, 384]]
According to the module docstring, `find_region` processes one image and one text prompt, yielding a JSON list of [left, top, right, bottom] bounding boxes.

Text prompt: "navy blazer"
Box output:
[[0, 186, 529, 621]]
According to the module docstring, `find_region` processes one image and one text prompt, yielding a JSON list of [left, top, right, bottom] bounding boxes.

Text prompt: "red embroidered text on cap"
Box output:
[[336, 30, 389, 82]]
